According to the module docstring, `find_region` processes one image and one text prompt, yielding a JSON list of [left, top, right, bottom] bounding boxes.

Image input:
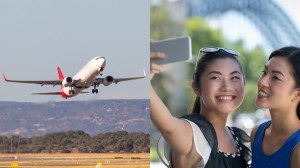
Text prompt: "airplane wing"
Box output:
[[3, 73, 62, 86], [94, 69, 146, 85]]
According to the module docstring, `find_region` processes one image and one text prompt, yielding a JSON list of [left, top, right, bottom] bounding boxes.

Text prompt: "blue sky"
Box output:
[[0, 0, 149, 102]]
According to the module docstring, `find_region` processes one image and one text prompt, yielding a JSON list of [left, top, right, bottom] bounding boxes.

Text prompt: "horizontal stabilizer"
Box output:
[[32, 91, 89, 95], [32, 92, 62, 95]]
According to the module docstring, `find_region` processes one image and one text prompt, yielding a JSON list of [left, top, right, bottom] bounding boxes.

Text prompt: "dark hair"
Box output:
[[269, 46, 300, 119], [191, 49, 245, 114]]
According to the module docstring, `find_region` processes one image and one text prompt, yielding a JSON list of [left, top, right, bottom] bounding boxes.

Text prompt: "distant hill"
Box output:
[[0, 99, 149, 137]]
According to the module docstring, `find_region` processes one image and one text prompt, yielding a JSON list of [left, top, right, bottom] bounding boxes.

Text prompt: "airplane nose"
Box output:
[[95, 56, 105, 61], [101, 59, 106, 66], [97, 57, 105, 64], [97, 58, 106, 72]]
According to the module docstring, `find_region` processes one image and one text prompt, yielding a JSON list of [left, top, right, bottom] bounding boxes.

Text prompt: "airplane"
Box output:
[[2, 56, 146, 99]]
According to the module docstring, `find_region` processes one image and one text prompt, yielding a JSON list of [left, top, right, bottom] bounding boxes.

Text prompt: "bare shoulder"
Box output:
[[250, 125, 260, 146], [165, 119, 194, 154], [291, 143, 300, 168]]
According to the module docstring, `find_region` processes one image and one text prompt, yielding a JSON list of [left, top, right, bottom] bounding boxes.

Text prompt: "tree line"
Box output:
[[0, 130, 149, 153]]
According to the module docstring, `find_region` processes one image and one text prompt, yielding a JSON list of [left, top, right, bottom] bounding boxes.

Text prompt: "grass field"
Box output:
[[0, 153, 150, 168]]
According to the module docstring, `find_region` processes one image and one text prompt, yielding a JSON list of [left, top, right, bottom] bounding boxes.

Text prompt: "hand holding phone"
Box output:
[[150, 36, 192, 64]]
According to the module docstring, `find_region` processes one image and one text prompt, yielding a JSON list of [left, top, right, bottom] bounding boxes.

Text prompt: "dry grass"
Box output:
[[0, 153, 150, 168]]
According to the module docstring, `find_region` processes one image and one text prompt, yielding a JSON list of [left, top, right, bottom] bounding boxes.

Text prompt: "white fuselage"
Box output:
[[61, 56, 106, 98]]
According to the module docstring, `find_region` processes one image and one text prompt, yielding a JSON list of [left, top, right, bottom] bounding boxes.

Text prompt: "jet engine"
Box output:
[[62, 77, 73, 87], [103, 76, 114, 86]]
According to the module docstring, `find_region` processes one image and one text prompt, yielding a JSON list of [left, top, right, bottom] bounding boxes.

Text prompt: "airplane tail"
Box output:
[[57, 67, 64, 80]]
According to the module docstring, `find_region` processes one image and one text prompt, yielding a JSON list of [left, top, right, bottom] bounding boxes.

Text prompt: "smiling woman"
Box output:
[[251, 46, 300, 168], [150, 47, 251, 168]]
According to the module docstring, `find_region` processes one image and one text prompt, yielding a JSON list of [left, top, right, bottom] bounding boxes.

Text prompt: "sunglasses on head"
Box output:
[[199, 47, 240, 57], [193, 47, 240, 80]]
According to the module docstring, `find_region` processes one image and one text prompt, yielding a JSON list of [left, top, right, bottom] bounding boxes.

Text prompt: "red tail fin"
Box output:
[[2, 73, 7, 81], [57, 67, 64, 80]]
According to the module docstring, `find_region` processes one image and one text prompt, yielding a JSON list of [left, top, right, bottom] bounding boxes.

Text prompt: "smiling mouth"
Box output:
[[258, 90, 268, 98], [216, 96, 235, 101]]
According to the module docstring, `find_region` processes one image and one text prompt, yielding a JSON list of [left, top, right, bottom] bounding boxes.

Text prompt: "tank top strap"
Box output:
[[252, 120, 271, 150], [180, 113, 218, 157], [285, 129, 300, 155], [230, 127, 252, 162]]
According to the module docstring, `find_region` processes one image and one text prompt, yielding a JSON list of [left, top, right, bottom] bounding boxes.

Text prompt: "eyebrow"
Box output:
[[264, 65, 285, 76], [207, 70, 241, 76]]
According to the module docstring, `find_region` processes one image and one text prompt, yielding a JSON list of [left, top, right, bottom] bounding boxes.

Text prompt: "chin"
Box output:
[[255, 102, 268, 108], [218, 108, 235, 115]]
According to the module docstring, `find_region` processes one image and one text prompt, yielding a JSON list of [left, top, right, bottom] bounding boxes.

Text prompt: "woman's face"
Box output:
[[256, 56, 298, 111], [196, 58, 245, 114]]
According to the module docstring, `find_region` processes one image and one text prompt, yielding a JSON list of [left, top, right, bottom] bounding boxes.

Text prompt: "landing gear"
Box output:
[[92, 84, 98, 94], [69, 86, 75, 95], [92, 89, 98, 94], [69, 90, 75, 94]]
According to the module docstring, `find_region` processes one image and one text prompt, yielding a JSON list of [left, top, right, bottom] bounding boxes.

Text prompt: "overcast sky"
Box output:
[[0, 0, 149, 102]]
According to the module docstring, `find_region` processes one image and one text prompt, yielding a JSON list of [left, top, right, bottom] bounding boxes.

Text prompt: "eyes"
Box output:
[[210, 75, 241, 82], [261, 70, 282, 81]]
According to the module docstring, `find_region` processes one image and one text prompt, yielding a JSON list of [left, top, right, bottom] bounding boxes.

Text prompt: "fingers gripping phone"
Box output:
[[150, 36, 192, 64]]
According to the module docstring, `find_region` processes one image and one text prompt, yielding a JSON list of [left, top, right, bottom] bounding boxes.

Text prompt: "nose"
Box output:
[[258, 75, 269, 88], [220, 79, 232, 91]]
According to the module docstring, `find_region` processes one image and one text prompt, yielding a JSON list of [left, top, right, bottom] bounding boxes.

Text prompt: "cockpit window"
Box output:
[[95, 57, 104, 60]]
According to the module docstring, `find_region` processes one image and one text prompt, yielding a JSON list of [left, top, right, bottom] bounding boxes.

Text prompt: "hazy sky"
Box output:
[[0, 0, 149, 102], [218, 0, 300, 52]]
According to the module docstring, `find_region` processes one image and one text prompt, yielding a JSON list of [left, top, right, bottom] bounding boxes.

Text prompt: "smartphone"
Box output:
[[150, 36, 192, 64]]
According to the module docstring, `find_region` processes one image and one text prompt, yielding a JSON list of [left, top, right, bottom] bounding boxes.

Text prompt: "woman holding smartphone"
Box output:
[[151, 47, 251, 168]]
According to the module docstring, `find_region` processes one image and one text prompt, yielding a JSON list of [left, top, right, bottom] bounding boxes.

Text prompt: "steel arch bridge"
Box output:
[[185, 0, 300, 50]]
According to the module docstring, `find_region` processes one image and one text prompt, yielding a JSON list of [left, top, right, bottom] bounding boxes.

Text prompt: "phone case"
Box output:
[[151, 36, 192, 64]]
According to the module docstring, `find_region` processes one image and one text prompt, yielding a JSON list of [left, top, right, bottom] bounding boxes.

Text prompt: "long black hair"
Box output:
[[269, 46, 300, 119], [190, 49, 245, 114]]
